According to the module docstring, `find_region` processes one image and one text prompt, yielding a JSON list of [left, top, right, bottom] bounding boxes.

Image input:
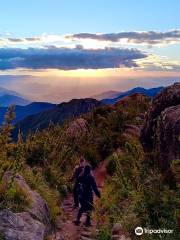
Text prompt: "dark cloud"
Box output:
[[68, 30, 180, 45], [0, 37, 41, 43], [24, 37, 41, 41], [7, 38, 23, 42], [0, 46, 147, 70]]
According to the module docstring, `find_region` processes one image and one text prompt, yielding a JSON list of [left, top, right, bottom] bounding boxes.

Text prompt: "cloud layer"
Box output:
[[0, 46, 147, 70], [0, 37, 41, 45], [68, 30, 180, 45], [0, 30, 179, 72], [1, 30, 180, 48]]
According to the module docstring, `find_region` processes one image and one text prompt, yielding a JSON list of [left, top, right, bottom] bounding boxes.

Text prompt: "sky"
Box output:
[[0, 0, 180, 102]]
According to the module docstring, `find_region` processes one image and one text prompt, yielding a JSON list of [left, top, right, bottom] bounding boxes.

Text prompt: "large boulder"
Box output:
[[141, 83, 180, 171], [155, 106, 180, 171], [0, 210, 45, 240], [0, 172, 51, 240]]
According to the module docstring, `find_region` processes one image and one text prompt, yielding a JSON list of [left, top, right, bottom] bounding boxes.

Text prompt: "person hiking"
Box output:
[[71, 156, 86, 208], [73, 164, 101, 227]]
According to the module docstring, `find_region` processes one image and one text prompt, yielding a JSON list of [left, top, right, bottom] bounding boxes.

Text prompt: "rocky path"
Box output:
[[52, 161, 107, 240]]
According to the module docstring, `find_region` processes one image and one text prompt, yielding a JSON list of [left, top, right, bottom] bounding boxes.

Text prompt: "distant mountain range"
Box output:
[[101, 87, 164, 104], [0, 87, 31, 107], [0, 87, 22, 97], [92, 91, 121, 100], [0, 94, 31, 107], [0, 102, 55, 125], [0, 86, 164, 139], [13, 98, 103, 138]]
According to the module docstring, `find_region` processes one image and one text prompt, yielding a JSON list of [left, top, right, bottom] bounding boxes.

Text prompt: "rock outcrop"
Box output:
[[0, 172, 51, 240], [115, 93, 149, 109], [111, 223, 131, 240], [141, 83, 180, 171], [66, 118, 88, 137], [0, 210, 45, 240], [124, 124, 141, 138]]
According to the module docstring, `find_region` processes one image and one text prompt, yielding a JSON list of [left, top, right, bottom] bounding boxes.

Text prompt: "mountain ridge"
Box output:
[[91, 90, 121, 100], [13, 98, 103, 138], [101, 86, 164, 104], [0, 86, 31, 106], [0, 94, 31, 107], [0, 86, 23, 97], [0, 102, 56, 125]]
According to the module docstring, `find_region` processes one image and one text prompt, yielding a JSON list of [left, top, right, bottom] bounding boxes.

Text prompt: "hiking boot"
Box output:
[[84, 221, 92, 227], [73, 204, 79, 209], [73, 220, 81, 226]]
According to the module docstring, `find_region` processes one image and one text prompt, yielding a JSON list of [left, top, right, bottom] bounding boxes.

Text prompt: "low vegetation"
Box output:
[[0, 94, 179, 240], [95, 97, 179, 240], [0, 103, 127, 223]]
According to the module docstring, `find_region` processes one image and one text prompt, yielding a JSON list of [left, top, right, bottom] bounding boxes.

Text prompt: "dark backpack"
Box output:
[[75, 167, 84, 198], [75, 166, 84, 180]]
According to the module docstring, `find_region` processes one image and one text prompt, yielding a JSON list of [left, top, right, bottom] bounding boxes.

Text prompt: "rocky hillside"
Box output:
[[141, 83, 180, 172], [0, 86, 179, 240], [13, 98, 103, 138], [0, 172, 51, 240]]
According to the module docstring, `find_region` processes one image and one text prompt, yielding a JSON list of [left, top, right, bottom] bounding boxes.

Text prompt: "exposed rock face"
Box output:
[[155, 106, 180, 171], [0, 210, 45, 240], [66, 118, 88, 137], [112, 223, 123, 235], [0, 172, 51, 240], [124, 124, 141, 138], [141, 83, 180, 171]]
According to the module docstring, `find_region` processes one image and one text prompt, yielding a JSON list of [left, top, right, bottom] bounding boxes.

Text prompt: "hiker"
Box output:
[[74, 164, 101, 227], [71, 156, 86, 208]]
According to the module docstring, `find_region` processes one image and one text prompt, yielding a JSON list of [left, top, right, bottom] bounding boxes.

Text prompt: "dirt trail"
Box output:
[[52, 161, 107, 240]]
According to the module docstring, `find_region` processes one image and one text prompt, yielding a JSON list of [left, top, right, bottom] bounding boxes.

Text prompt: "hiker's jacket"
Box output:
[[71, 165, 84, 185], [81, 174, 101, 199]]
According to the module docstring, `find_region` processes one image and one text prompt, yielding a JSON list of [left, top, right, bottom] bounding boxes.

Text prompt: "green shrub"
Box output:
[[106, 155, 117, 175], [0, 232, 5, 240], [84, 147, 100, 169], [0, 183, 31, 212], [171, 159, 180, 183], [21, 167, 62, 224], [98, 133, 113, 159], [98, 226, 111, 240]]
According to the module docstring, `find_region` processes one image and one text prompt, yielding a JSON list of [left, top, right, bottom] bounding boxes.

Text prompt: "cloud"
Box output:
[[24, 37, 41, 41], [137, 54, 180, 71], [6, 37, 41, 43], [8, 38, 24, 42], [0, 36, 42, 46], [0, 46, 147, 70], [1, 30, 180, 49], [67, 30, 180, 45]]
